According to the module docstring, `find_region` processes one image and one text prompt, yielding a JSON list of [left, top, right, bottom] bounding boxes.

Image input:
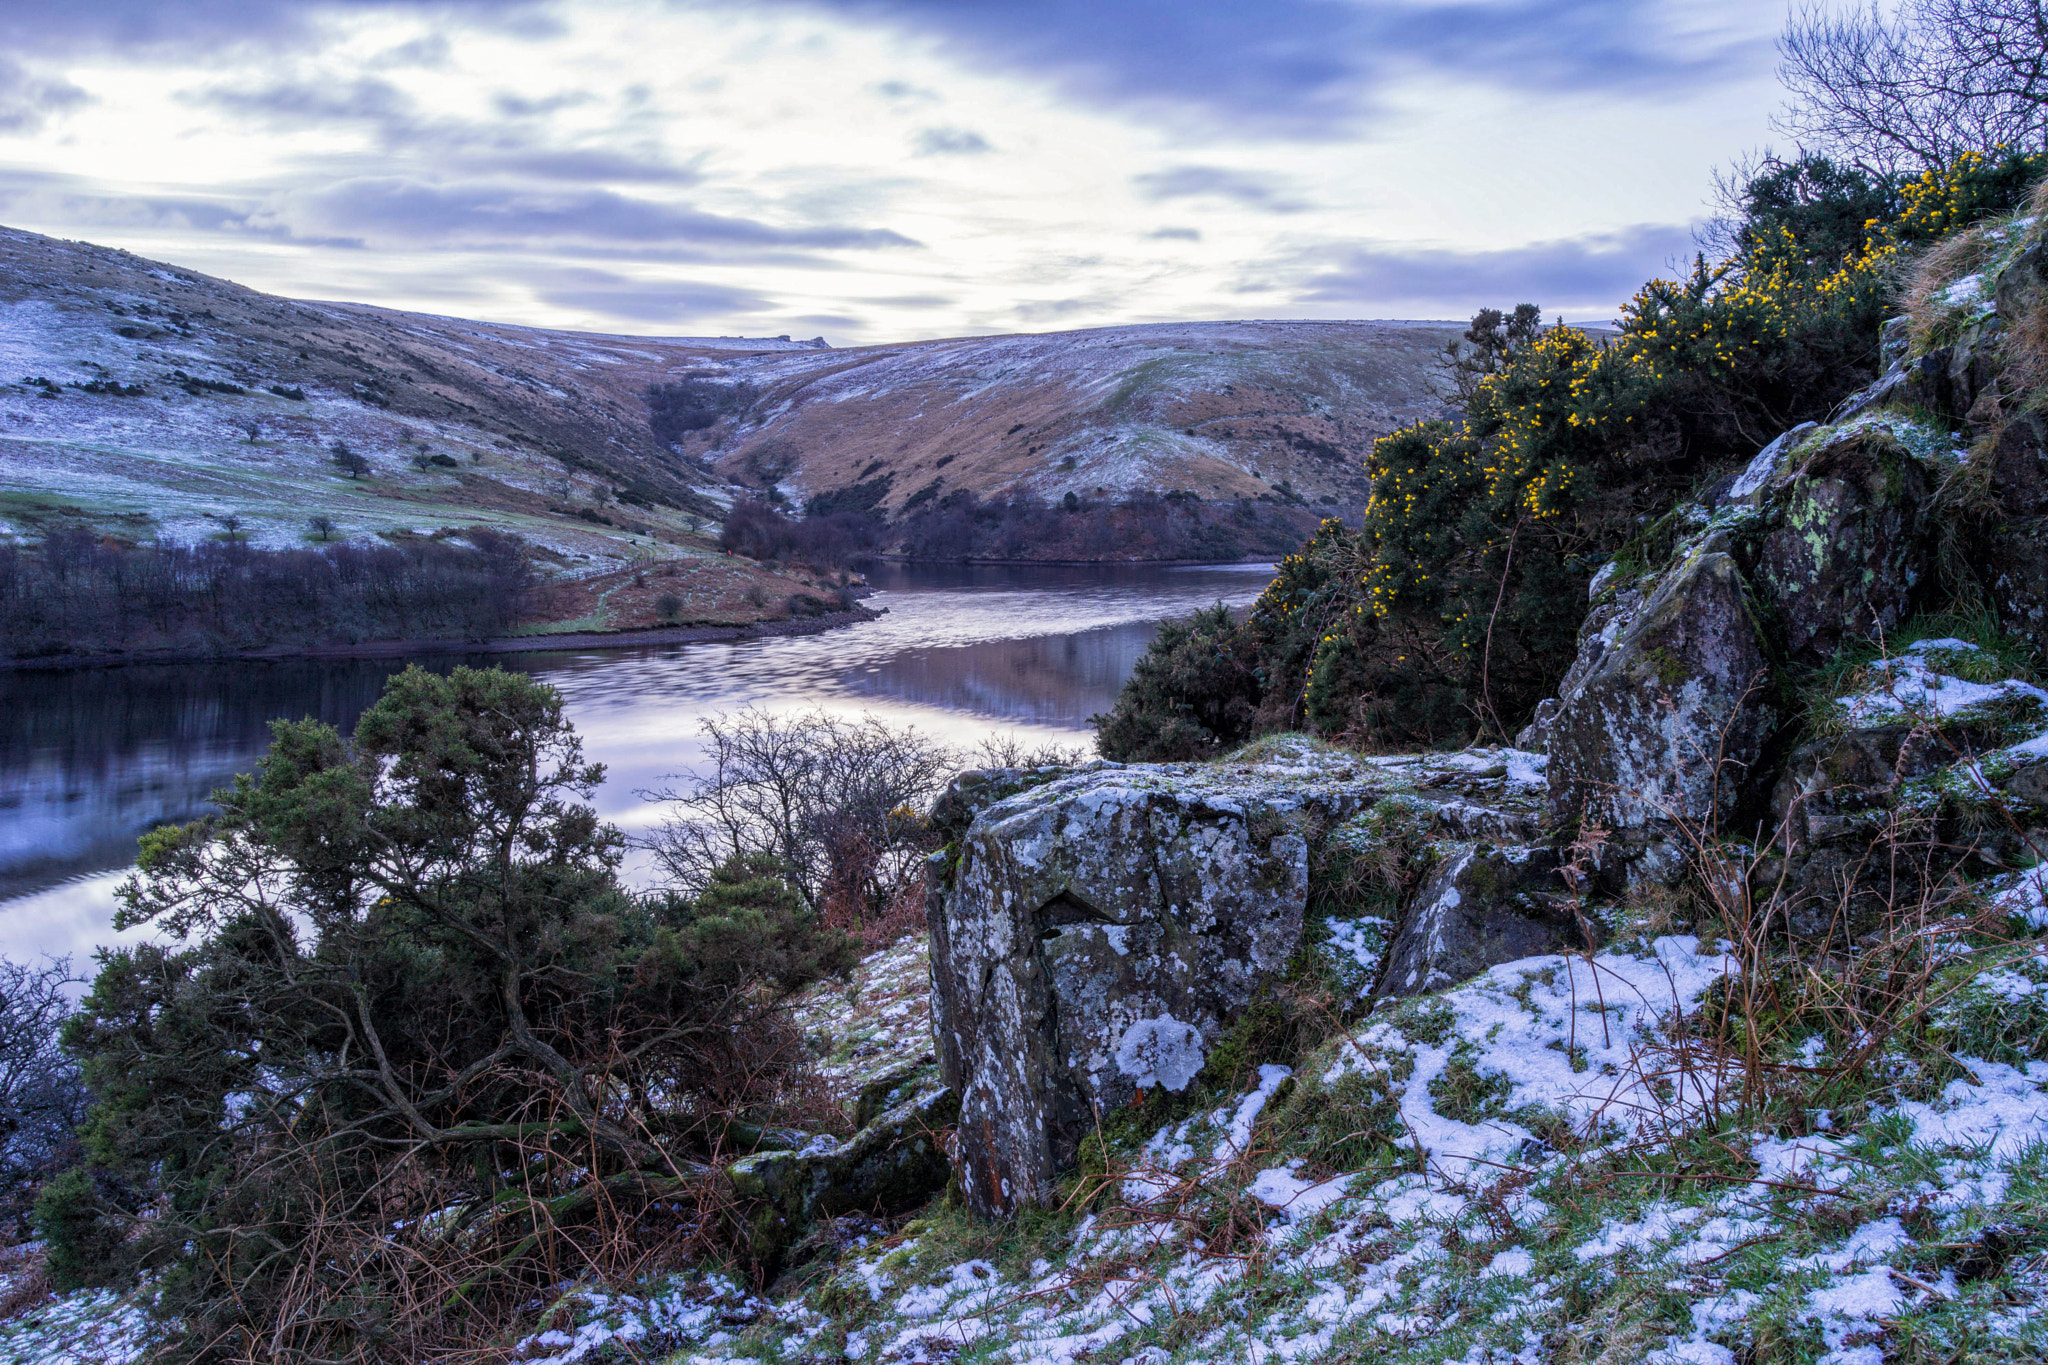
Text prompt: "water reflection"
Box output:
[[0, 561, 1272, 961]]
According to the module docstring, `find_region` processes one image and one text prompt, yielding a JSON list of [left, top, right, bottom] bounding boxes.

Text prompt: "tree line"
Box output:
[[0, 529, 534, 661], [715, 489, 1324, 567]]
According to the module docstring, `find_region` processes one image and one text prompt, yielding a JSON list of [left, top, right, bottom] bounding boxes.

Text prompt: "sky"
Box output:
[[0, 0, 1794, 345]]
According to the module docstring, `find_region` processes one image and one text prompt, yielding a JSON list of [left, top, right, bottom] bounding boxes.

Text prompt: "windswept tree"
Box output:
[[50, 666, 849, 1360], [1434, 303, 1545, 406]]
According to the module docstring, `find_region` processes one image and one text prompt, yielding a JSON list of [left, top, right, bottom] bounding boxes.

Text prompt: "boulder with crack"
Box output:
[[926, 744, 1564, 1216], [1376, 843, 1579, 998]]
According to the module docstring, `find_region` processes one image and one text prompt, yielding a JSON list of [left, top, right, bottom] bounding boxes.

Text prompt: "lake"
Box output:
[[0, 560, 1273, 963]]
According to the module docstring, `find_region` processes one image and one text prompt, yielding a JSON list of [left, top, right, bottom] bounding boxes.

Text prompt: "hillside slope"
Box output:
[[669, 319, 1460, 517], [0, 224, 1459, 564], [0, 223, 799, 565]]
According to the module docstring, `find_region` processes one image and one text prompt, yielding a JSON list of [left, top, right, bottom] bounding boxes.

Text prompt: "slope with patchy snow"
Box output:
[[672, 320, 1460, 516], [0, 223, 1459, 562]]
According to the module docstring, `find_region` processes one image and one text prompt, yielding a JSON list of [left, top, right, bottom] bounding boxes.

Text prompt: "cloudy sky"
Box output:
[[0, 0, 1792, 344]]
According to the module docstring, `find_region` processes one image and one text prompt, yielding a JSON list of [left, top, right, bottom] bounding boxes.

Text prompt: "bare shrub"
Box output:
[[644, 709, 959, 923], [971, 732, 1089, 770], [1779, 0, 2048, 172], [0, 956, 88, 1242]]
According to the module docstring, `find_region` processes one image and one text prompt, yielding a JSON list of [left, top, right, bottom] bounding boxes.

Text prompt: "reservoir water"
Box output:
[[0, 560, 1272, 963]]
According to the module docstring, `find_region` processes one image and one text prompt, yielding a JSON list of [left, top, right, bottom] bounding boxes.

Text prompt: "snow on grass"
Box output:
[[25, 922, 2047, 1365], [787, 934, 935, 1101], [1325, 935, 1738, 1181], [1837, 638, 2048, 727], [760, 919, 2048, 1365], [0, 1279, 154, 1365], [1881, 1058, 2048, 1166], [510, 1273, 769, 1363]]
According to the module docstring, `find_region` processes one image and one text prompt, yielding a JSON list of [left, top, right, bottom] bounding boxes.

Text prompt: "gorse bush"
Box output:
[[1097, 149, 2048, 757], [1089, 604, 1260, 761], [49, 667, 851, 1362]]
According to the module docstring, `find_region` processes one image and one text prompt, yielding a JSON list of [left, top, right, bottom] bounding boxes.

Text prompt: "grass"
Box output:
[[1794, 607, 2044, 739]]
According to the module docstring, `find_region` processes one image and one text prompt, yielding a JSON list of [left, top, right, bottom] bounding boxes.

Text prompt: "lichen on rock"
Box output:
[[926, 740, 1572, 1215]]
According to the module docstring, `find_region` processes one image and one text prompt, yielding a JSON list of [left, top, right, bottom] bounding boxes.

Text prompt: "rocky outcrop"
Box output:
[[1376, 843, 1578, 997], [928, 757, 1368, 1216], [729, 1062, 957, 1254], [1983, 416, 2048, 655], [925, 746, 1567, 1216], [1759, 712, 2046, 935], [1543, 543, 1773, 833], [1752, 425, 1934, 664]]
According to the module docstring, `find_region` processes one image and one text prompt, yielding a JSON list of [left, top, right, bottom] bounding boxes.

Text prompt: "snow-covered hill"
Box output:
[[669, 319, 1460, 515], [0, 224, 1460, 558]]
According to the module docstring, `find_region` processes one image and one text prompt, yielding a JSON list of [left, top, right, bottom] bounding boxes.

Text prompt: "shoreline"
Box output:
[[0, 605, 884, 673], [864, 553, 1281, 569]]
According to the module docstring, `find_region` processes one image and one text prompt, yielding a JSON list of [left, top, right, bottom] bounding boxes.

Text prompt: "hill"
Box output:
[[0, 224, 1460, 567], [664, 318, 1460, 518]]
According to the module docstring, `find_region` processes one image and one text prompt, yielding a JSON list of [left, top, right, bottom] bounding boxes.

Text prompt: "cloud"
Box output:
[[1295, 223, 1700, 317], [193, 76, 416, 129], [0, 167, 362, 245], [871, 79, 938, 102], [861, 292, 956, 308], [529, 269, 773, 324], [280, 179, 923, 251], [913, 126, 991, 156], [1132, 166, 1305, 213], [0, 57, 91, 134], [1146, 226, 1201, 241], [768, 0, 1770, 138], [473, 149, 705, 185], [368, 34, 453, 70], [493, 90, 598, 119], [0, 1, 555, 59], [184, 78, 705, 184], [1013, 295, 1115, 322]]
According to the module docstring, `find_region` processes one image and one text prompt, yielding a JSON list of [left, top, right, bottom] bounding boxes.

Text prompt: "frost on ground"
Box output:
[[13, 927, 2048, 1364], [508, 1275, 773, 1364], [0, 1249, 153, 1365], [1835, 638, 2048, 727], [789, 934, 937, 1102], [692, 934, 2048, 1365]]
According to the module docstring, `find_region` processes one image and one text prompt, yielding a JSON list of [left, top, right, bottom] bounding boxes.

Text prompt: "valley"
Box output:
[[0, 224, 1457, 584]]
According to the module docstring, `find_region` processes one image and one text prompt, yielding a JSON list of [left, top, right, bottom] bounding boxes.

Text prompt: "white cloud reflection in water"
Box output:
[[0, 561, 1273, 962]]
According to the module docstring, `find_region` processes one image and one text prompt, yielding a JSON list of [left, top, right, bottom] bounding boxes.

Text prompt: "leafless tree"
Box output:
[[1778, 0, 2048, 171], [644, 709, 961, 919], [970, 731, 1088, 769], [1, 956, 89, 1238], [328, 440, 368, 479]]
